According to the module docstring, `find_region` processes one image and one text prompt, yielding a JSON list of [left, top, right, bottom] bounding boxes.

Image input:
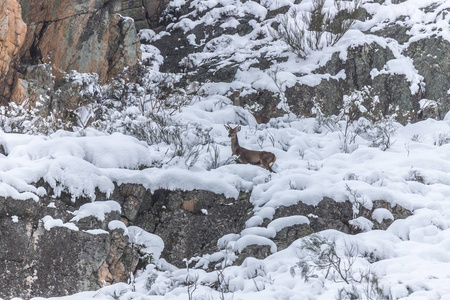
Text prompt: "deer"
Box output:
[[224, 124, 276, 173]]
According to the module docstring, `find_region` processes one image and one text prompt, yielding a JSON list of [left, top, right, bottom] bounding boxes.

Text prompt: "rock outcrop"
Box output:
[[0, 0, 27, 105], [0, 196, 139, 299], [134, 189, 253, 266], [18, 0, 141, 84]]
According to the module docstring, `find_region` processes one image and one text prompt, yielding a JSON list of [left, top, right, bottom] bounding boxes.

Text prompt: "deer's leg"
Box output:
[[266, 154, 276, 173]]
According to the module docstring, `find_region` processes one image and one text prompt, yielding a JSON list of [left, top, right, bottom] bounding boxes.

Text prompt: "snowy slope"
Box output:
[[4, 0, 450, 299], [150, 0, 450, 113], [5, 101, 450, 299]]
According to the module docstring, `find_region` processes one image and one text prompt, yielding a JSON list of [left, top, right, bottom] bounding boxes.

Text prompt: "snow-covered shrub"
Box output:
[[357, 115, 397, 151], [293, 234, 355, 283], [94, 108, 215, 168], [0, 102, 72, 134], [272, 0, 361, 58], [62, 71, 103, 105], [0, 69, 106, 135], [312, 89, 365, 153], [345, 184, 371, 219], [106, 63, 189, 116], [292, 234, 385, 299], [312, 87, 398, 152]]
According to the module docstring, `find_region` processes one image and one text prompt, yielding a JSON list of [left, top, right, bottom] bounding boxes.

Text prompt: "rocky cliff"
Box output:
[[1, 0, 449, 122], [0, 0, 147, 106], [18, 0, 141, 82], [0, 182, 410, 298], [0, 0, 27, 105]]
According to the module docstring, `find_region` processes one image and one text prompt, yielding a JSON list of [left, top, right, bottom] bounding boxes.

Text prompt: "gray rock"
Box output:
[[133, 189, 253, 267], [404, 36, 450, 119], [0, 196, 138, 299], [270, 197, 353, 251], [285, 43, 421, 124]]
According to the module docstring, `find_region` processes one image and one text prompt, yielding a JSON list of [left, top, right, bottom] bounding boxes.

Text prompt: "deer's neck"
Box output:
[[230, 136, 241, 155]]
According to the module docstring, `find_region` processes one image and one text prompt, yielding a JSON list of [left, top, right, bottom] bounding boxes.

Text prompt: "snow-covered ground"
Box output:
[[4, 98, 450, 299], [4, 0, 450, 299]]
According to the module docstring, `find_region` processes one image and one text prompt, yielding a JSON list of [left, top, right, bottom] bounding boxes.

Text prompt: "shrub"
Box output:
[[312, 87, 398, 152], [272, 0, 361, 58], [291, 234, 385, 299]]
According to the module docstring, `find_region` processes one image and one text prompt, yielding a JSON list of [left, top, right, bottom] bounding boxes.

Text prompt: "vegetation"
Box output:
[[292, 234, 385, 300], [272, 0, 361, 58]]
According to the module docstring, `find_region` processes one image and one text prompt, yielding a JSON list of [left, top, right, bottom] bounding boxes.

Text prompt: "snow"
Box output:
[[6, 0, 450, 299], [71, 200, 121, 222], [84, 229, 109, 235], [42, 216, 79, 231], [9, 109, 450, 299], [349, 216, 374, 232], [128, 226, 165, 261], [233, 234, 277, 254], [267, 215, 310, 232], [108, 220, 129, 235], [372, 208, 395, 223]]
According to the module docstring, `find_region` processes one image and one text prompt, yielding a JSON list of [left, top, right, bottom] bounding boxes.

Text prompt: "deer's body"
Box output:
[[225, 124, 276, 173]]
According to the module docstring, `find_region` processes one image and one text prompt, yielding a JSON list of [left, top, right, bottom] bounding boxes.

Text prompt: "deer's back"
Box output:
[[237, 147, 275, 164]]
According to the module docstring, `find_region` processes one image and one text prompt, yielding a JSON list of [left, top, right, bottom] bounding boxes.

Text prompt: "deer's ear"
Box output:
[[224, 124, 230, 130], [236, 125, 241, 131]]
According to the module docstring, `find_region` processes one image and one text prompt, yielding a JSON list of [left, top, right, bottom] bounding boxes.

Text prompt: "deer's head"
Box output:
[[224, 124, 241, 138]]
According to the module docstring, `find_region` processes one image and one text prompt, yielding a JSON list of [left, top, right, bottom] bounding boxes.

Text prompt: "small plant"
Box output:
[[411, 134, 420, 142], [0, 102, 73, 135], [358, 116, 397, 151], [205, 143, 222, 171], [294, 234, 356, 284], [184, 259, 199, 300], [407, 168, 425, 184], [345, 184, 372, 218], [215, 268, 232, 300], [434, 132, 450, 146]]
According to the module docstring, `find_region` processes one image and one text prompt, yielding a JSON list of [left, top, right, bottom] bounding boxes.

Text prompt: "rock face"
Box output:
[[18, 0, 141, 84], [0, 196, 139, 299], [120, 0, 171, 31], [0, 0, 27, 105], [270, 198, 353, 252], [1, 0, 172, 106], [134, 189, 253, 266], [0, 178, 413, 298]]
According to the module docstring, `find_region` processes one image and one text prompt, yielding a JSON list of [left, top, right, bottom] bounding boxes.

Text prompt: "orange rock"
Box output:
[[0, 0, 27, 103]]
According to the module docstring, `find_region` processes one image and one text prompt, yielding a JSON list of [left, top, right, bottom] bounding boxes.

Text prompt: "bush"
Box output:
[[106, 63, 190, 116], [291, 234, 385, 299], [0, 102, 73, 135], [272, 0, 361, 58], [312, 87, 398, 152]]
